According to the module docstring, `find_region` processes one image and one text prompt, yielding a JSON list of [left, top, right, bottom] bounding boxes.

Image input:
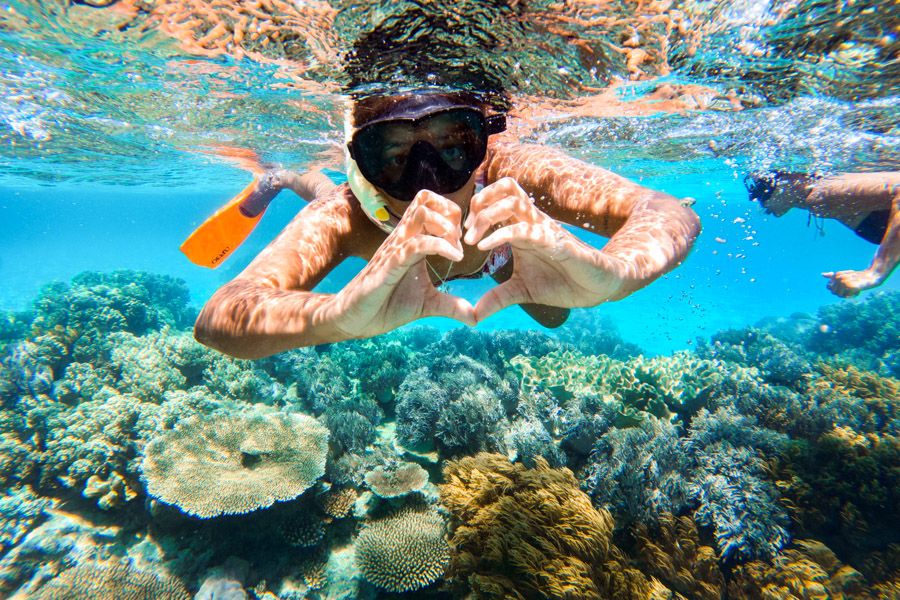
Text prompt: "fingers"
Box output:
[[477, 221, 566, 255], [464, 177, 539, 246], [422, 291, 477, 326], [474, 280, 529, 322]]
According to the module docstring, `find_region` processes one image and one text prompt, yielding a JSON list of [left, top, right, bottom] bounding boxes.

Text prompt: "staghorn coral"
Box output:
[[440, 453, 655, 599], [633, 513, 724, 600], [727, 539, 869, 600], [30, 559, 190, 600], [140, 408, 328, 518], [355, 505, 449, 593], [364, 461, 429, 499], [553, 309, 643, 359]]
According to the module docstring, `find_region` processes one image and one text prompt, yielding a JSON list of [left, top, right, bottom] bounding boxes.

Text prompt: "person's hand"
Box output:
[[328, 191, 475, 338], [822, 268, 881, 297], [463, 177, 628, 321]]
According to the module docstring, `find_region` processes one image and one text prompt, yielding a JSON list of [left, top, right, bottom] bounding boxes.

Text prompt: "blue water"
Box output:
[[2, 160, 894, 355]]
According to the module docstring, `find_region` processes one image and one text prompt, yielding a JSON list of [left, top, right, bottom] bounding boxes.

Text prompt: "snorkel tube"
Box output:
[[180, 171, 282, 268]]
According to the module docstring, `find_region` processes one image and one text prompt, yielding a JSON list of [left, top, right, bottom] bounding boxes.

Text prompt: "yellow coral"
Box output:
[[634, 513, 724, 600], [728, 540, 869, 600], [440, 453, 659, 599]]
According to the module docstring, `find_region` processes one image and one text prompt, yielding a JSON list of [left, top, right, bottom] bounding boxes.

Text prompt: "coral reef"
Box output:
[[633, 513, 724, 600], [806, 291, 900, 376], [355, 506, 450, 593], [727, 539, 870, 600], [364, 461, 429, 499], [30, 559, 190, 600], [395, 355, 513, 455], [440, 453, 655, 599], [140, 408, 329, 518]]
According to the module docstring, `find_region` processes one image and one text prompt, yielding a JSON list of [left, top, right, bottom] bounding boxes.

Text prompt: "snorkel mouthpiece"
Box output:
[[180, 174, 281, 268]]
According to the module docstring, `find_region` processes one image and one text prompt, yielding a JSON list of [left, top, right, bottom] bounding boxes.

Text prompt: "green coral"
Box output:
[[140, 408, 329, 518], [511, 350, 726, 426]]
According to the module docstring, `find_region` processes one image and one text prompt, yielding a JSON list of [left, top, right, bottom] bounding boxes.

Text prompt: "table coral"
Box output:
[[440, 453, 655, 599], [364, 461, 429, 499], [140, 408, 328, 518], [355, 505, 449, 593], [30, 559, 190, 600]]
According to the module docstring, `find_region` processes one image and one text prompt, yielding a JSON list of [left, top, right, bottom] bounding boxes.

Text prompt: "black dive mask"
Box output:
[[348, 103, 506, 202]]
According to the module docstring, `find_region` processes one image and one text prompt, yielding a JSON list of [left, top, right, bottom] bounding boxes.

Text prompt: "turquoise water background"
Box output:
[[1, 158, 894, 355]]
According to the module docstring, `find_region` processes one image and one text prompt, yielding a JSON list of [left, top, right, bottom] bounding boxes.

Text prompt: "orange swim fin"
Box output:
[[180, 179, 266, 268]]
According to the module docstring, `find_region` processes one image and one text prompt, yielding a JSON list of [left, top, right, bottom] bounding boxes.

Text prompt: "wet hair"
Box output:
[[350, 90, 500, 130], [744, 173, 780, 206], [342, 1, 513, 119]]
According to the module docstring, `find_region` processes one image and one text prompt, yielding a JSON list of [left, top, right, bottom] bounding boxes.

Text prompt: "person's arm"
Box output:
[[195, 187, 475, 358], [194, 187, 358, 358], [482, 143, 701, 297], [824, 190, 900, 296]]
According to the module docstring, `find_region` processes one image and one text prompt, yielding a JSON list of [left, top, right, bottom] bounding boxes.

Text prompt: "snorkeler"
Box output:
[[190, 90, 700, 359], [746, 171, 900, 298]]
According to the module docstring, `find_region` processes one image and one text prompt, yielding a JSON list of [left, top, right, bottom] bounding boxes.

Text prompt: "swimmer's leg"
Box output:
[[491, 258, 570, 328]]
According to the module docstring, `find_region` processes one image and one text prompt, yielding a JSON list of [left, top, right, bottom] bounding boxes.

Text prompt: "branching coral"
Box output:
[[582, 408, 791, 562], [697, 328, 814, 390], [440, 453, 655, 599], [355, 506, 449, 593], [140, 408, 328, 518]]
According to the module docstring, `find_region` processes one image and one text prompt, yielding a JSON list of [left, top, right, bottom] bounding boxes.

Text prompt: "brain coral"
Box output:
[[355, 506, 450, 593], [31, 560, 189, 600], [140, 409, 328, 518]]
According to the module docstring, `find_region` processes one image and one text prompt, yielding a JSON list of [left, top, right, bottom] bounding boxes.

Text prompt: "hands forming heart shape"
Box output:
[[330, 178, 629, 340]]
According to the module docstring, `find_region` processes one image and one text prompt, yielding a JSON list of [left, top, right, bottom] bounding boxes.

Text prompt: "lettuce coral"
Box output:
[[140, 408, 329, 518], [511, 349, 726, 426], [355, 506, 450, 593], [440, 453, 656, 599]]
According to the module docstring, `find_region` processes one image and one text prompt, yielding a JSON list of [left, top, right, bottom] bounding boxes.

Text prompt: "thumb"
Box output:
[[423, 291, 477, 326], [822, 272, 835, 278], [474, 281, 526, 323]]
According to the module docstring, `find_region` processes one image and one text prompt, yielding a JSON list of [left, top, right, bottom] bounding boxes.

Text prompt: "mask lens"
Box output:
[[352, 107, 489, 200]]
